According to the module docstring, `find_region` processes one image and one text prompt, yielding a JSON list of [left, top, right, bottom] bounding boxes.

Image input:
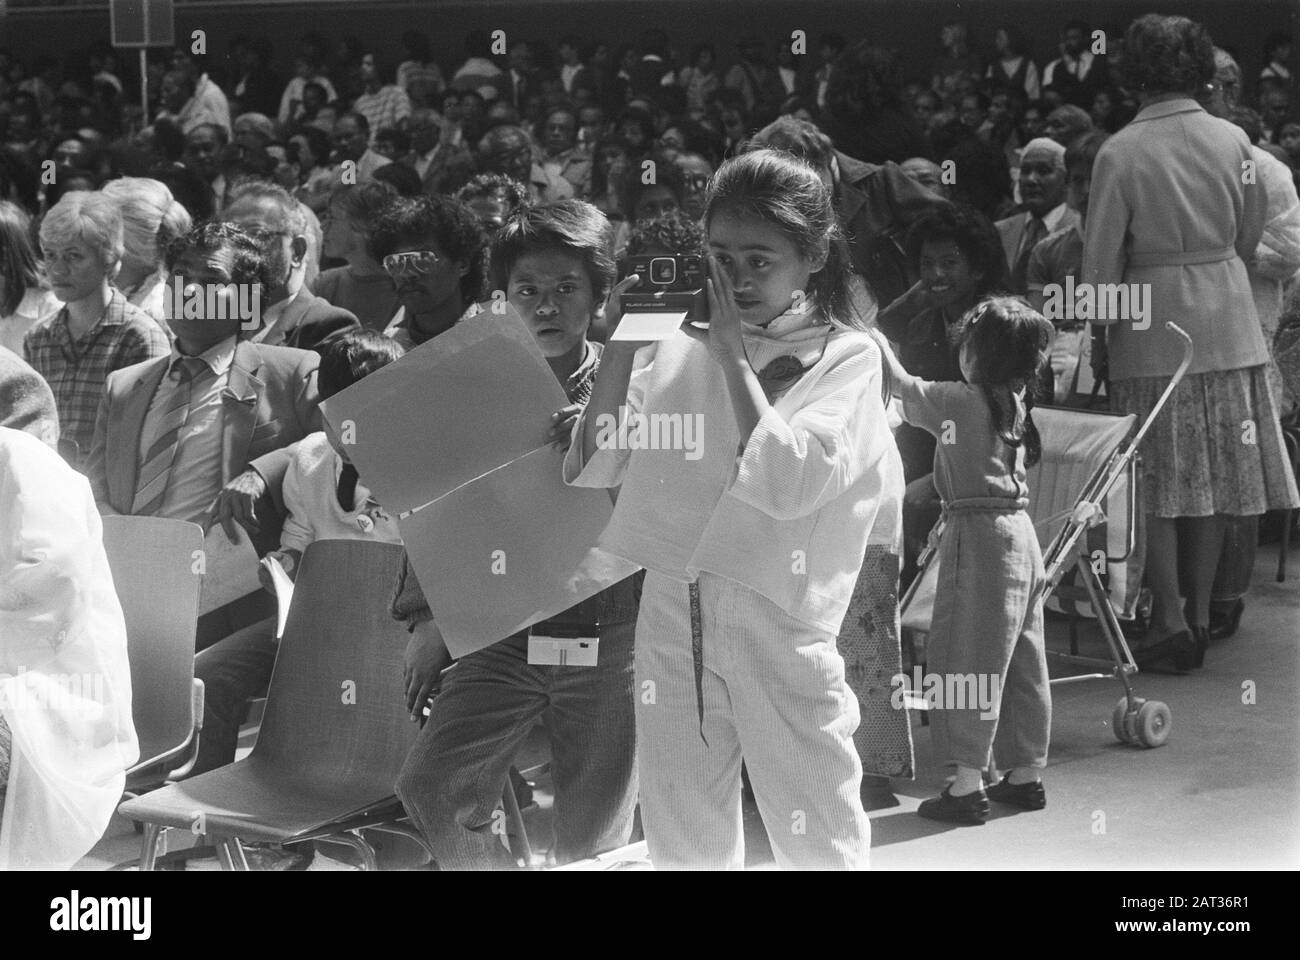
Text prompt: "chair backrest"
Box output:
[[250, 540, 417, 793], [100, 515, 204, 769]]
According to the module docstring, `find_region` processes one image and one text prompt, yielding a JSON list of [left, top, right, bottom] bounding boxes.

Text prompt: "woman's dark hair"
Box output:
[[317, 328, 405, 400], [150, 163, 214, 222], [164, 219, 266, 286], [1122, 14, 1215, 96], [0, 199, 45, 314], [455, 173, 529, 214], [951, 296, 1054, 466], [627, 208, 705, 257], [704, 148, 864, 329], [292, 126, 331, 170], [370, 161, 422, 197], [0, 150, 40, 215], [370, 194, 488, 306], [904, 202, 1009, 296], [490, 198, 615, 303]]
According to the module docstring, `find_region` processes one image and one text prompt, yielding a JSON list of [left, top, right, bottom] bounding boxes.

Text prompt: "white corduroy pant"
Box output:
[[634, 570, 871, 870]]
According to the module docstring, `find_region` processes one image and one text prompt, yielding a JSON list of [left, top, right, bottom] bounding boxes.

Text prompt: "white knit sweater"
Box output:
[[564, 306, 903, 634], [280, 432, 404, 555]]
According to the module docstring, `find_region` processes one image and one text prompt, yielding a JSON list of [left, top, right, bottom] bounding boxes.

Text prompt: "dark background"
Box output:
[[2, 0, 1296, 93]]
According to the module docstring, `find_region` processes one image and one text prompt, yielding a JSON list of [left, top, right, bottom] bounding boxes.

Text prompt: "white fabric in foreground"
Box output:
[[0, 427, 139, 869]]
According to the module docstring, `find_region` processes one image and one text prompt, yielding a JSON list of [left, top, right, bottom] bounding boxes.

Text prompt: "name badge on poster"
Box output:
[[527, 635, 599, 667]]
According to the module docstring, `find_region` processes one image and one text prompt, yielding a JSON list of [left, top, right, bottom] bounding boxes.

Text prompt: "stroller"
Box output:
[[899, 322, 1194, 749]]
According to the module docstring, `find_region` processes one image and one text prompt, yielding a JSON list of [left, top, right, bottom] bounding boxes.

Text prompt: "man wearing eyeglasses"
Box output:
[[221, 180, 361, 355], [478, 125, 574, 205]]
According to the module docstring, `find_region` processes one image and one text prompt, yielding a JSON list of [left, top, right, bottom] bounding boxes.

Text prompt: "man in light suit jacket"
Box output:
[[222, 180, 361, 354], [85, 222, 322, 648], [996, 137, 1079, 295]]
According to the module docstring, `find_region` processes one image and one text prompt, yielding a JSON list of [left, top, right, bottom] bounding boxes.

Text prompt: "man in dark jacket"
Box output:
[[222, 180, 361, 353]]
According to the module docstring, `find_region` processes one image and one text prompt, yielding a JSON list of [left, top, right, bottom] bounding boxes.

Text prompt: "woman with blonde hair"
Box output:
[[99, 177, 193, 331], [23, 191, 168, 462]]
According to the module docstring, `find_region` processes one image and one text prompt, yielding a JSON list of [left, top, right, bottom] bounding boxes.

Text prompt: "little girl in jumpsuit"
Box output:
[[879, 296, 1055, 825], [565, 149, 905, 868]]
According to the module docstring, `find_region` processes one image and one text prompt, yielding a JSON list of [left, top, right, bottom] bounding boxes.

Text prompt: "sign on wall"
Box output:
[[109, 0, 175, 48]]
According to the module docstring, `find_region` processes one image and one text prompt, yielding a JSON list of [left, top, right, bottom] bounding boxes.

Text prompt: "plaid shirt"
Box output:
[[23, 288, 169, 463]]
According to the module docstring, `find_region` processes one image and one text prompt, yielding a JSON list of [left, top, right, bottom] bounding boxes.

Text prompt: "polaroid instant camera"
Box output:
[[619, 253, 709, 323]]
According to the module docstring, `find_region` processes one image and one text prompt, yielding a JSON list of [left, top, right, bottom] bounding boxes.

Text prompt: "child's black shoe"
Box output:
[[986, 775, 1046, 810], [917, 786, 989, 825]]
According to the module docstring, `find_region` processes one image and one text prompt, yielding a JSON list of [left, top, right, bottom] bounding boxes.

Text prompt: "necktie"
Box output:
[[1012, 216, 1047, 294], [131, 357, 206, 516]]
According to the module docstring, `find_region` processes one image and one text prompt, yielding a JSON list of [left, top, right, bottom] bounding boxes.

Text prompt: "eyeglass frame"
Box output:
[[382, 250, 443, 275]]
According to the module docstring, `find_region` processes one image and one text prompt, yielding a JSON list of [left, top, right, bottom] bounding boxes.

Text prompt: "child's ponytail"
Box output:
[[958, 296, 1053, 468]]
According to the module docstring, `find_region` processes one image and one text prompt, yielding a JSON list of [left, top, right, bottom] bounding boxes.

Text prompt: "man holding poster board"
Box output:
[[321, 199, 641, 869]]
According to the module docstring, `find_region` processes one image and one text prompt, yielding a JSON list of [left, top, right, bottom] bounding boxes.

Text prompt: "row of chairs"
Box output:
[[104, 525, 528, 870]]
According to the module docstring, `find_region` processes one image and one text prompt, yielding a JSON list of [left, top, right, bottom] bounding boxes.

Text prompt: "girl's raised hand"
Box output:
[[684, 254, 746, 365]]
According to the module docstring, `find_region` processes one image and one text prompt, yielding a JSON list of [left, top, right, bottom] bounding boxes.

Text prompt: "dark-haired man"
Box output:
[[86, 222, 322, 646]]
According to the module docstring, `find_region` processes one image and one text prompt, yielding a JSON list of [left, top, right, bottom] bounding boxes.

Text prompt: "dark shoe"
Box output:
[[1208, 598, 1244, 641], [986, 775, 1046, 810], [917, 786, 989, 825], [1129, 629, 1194, 674]]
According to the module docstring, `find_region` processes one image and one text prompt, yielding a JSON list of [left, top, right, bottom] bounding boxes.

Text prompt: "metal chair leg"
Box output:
[[367, 821, 435, 861], [316, 831, 378, 870], [502, 781, 533, 868], [217, 837, 250, 870], [139, 823, 164, 871]]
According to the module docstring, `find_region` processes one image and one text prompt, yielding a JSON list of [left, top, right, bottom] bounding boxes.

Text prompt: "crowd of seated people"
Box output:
[[0, 11, 1298, 869]]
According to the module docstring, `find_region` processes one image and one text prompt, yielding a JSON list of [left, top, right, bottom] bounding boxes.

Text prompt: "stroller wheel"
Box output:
[[1112, 697, 1140, 743], [1135, 700, 1172, 748]]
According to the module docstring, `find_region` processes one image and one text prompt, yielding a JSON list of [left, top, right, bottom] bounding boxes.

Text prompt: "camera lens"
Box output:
[[649, 257, 676, 284]]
